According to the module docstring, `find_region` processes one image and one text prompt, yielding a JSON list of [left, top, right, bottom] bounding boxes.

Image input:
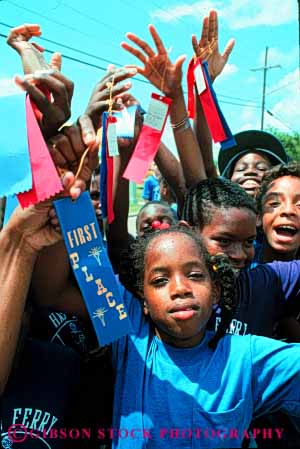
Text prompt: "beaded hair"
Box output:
[[128, 225, 238, 350], [182, 178, 257, 229]]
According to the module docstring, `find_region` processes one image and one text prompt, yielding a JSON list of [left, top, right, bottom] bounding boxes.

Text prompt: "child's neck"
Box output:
[[262, 239, 298, 263]]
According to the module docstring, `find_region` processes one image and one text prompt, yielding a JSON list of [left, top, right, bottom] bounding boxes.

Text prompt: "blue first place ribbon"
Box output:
[[54, 191, 132, 346]]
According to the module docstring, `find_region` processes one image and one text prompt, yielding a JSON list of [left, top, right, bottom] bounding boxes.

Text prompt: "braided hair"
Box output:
[[128, 225, 238, 350], [182, 178, 257, 229], [257, 161, 300, 215]]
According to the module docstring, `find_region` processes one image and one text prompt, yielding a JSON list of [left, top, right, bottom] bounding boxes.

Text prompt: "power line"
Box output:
[[0, 21, 123, 67], [266, 108, 297, 133], [4, 0, 120, 51], [60, 0, 124, 36], [0, 25, 263, 108], [266, 79, 298, 96]]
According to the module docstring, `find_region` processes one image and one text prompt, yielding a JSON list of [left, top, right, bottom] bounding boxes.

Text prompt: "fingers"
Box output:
[[89, 68, 136, 99], [50, 52, 62, 71], [208, 10, 218, 42], [43, 70, 74, 102], [121, 41, 148, 65], [48, 138, 68, 168], [125, 31, 155, 58], [32, 72, 70, 117], [78, 114, 97, 147], [192, 34, 199, 55], [31, 42, 45, 53], [14, 74, 51, 111], [199, 16, 209, 46], [148, 24, 167, 54], [62, 125, 86, 160], [222, 38, 235, 62], [49, 133, 78, 170], [174, 54, 186, 73]]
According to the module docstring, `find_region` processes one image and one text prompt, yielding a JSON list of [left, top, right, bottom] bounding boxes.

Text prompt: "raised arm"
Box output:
[[121, 24, 206, 187], [154, 142, 186, 214], [192, 10, 235, 178]]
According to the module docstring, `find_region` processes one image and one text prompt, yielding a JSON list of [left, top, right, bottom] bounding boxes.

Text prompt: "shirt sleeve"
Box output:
[[111, 282, 145, 370], [142, 177, 152, 200], [251, 335, 300, 418]]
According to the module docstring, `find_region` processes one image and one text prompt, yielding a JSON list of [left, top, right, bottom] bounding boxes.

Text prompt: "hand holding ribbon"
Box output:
[[121, 25, 186, 98], [15, 71, 73, 139], [191, 10, 235, 82], [78, 67, 137, 148]]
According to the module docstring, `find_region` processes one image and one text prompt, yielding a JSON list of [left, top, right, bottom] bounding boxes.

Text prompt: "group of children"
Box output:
[[1, 9, 300, 449]]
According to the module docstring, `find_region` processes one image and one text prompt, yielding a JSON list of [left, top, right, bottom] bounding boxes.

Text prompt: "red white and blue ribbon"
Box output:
[[187, 57, 236, 150]]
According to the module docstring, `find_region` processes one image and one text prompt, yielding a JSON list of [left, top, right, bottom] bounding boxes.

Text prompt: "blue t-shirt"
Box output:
[[1, 339, 81, 449], [142, 175, 160, 201], [208, 260, 300, 337], [110, 287, 300, 449]]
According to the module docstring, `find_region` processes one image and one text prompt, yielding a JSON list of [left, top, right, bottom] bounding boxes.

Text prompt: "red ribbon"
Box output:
[[123, 93, 172, 184], [17, 96, 63, 207], [106, 115, 117, 224], [187, 58, 226, 143]]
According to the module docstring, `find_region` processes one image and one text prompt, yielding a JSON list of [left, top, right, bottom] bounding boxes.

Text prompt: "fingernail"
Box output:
[[128, 68, 137, 74], [124, 82, 132, 88], [84, 132, 95, 145]]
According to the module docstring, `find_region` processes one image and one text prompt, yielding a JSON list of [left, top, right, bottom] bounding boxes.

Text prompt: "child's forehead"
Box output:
[[146, 232, 201, 257], [267, 175, 300, 192]]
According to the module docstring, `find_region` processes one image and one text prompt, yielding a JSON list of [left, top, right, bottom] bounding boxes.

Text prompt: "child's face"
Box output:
[[262, 176, 300, 255], [231, 152, 271, 197], [199, 207, 256, 270], [143, 232, 219, 348], [137, 204, 177, 236]]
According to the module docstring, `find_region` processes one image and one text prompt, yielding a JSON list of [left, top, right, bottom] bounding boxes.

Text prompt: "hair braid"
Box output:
[[182, 178, 257, 228], [208, 254, 238, 350]]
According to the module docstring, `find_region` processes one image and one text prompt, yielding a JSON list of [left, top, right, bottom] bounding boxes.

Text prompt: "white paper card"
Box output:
[[115, 105, 137, 138], [107, 122, 119, 157], [144, 97, 168, 131], [194, 64, 206, 94]]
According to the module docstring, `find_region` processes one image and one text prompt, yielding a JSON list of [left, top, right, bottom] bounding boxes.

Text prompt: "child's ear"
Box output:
[[143, 300, 149, 315], [178, 220, 191, 229], [211, 282, 221, 305], [256, 214, 262, 227], [137, 292, 150, 315]]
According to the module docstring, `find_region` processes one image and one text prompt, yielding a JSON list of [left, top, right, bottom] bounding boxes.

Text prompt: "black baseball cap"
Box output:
[[218, 130, 288, 178]]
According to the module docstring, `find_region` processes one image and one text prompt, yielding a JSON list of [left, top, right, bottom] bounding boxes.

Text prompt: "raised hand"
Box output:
[[78, 66, 136, 147], [192, 10, 235, 82], [121, 25, 186, 98], [14, 71, 73, 139], [7, 23, 61, 74]]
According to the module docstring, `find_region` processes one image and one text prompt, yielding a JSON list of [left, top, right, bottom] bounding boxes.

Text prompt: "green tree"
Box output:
[[267, 127, 300, 161]]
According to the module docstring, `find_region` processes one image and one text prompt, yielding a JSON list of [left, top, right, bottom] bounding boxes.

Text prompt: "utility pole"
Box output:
[[250, 47, 281, 130]]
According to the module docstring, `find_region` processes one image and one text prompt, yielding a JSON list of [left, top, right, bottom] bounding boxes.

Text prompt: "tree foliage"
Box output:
[[267, 127, 300, 161]]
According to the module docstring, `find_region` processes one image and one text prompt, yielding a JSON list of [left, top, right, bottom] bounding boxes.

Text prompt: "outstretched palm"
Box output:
[[121, 25, 186, 98], [192, 10, 235, 82]]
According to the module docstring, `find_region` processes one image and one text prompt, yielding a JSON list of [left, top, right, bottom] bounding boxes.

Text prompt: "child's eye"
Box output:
[[188, 272, 205, 280], [216, 238, 231, 246], [245, 239, 255, 248], [268, 201, 280, 208], [150, 277, 168, 287]]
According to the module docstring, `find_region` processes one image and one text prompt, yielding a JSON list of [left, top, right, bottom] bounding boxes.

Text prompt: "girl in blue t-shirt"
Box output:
[[110, 225, 300, 449]]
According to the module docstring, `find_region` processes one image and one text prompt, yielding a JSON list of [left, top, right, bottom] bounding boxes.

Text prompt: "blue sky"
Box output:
[[0, 0, 299, 156]]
